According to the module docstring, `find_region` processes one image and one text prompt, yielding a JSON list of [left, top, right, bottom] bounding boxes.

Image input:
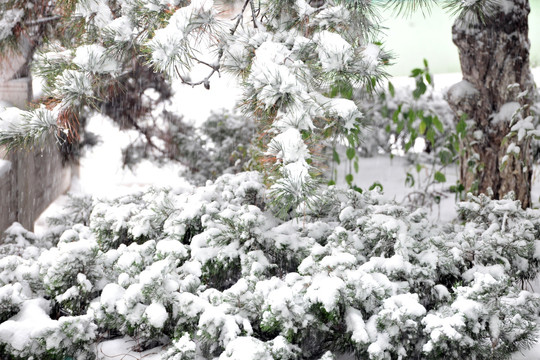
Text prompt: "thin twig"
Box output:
[[249, 0, 258, 28], [195, 58, 219, 70], [124, 113, 166, 155], [175, 0, 253, 88], [231, 0, 252, 35], [25, 15, 61, 26]]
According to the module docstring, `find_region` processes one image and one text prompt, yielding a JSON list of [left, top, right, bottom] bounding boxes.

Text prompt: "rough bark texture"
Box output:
[[446, 0, 535, 208]]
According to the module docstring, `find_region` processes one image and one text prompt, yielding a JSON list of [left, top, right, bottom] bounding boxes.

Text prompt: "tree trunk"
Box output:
[[446, 0, 535, 208]]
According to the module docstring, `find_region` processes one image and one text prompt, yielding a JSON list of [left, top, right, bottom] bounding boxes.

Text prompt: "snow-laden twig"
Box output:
[[176, 0, 254, 88]]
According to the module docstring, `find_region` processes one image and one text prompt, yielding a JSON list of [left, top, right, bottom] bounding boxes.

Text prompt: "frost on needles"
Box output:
[[1, 172, 540, 359], [0, 0, 386, 209]]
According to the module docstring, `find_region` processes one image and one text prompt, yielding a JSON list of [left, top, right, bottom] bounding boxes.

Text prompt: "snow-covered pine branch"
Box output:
[[222, 0, 387, 214], [0, 0, 389, 216], [0, 106, 59, 151]]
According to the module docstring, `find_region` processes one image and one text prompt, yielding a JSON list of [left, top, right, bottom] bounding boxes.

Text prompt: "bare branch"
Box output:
[[25, 15, 61, 26], [231, 0, 252, 35], [177, 0, 253, 89], [249, 0, 258, 29]]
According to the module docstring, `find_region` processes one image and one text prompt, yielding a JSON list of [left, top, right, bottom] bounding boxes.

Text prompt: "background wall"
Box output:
[[0, 136, 71, 234]]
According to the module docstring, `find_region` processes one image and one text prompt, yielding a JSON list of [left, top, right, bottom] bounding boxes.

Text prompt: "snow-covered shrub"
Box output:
[[90, 188, 176, 250], [112, 107, 257, 185], [422, 273, 539, 358], [0, 282, 26, 323], [186, 110, 257, 184], [162, 332, 196, 360], [1, 172, 539, 359], [454, 193, 540, 282], [0, 298, 97, 360], [42, 194, 94, 246], [0, 222, 43, 258], [40, 227, 101, 316]]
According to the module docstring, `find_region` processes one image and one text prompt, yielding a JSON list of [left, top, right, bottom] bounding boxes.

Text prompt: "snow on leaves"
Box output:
[[0, 172, 539, 359]]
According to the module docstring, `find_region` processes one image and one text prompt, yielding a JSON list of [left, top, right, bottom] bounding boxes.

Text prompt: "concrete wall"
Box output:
[[0, 137, 71, 233], [0, 77, 33, 109], [0, 75, 71, 234]]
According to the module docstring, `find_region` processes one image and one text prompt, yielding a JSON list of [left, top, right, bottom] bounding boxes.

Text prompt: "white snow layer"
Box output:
[[144, 302, 168, 328], [0, 298, 56, 351], [315, 30, 352, 72], [267, 128, 310, 164]]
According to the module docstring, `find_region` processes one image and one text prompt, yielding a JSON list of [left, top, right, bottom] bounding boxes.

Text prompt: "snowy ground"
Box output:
[[30, 67, 540, 359]]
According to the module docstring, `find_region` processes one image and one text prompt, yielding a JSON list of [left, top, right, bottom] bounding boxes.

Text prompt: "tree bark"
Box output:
[[446, 0, 535, 208]]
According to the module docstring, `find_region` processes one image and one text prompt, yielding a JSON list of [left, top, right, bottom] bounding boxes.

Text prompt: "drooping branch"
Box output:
[[176, 0, 255, 89]]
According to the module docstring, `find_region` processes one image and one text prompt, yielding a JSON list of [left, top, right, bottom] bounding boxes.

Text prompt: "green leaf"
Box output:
[[434, 171, 446, 183], [410, 68, 423, 77], [438, 149, 452, 165], [426, 128, 436, 145], [342, 86, 353, 100], [433, 116, 444, 132], [413, 81, 427, 99], [369, 182, 383, 192], [346, 147, 355, 160], [405, 172, 415, 187], [328, 179, 336, 186], [425, 72, 432, 85], [354, 160, 359, 173], [407, 109, 416, 124], [416, 163, 422, 173], [347, 133, 358, 148], [392, 105, 402, 123], [345, 173, 353, 186], [423, 58, 429, 68], [404, 139, 412, 152], [449, 182, 465, 194], [396, 121, 404, 134], [456, 117, 466, 136], [388, 81, 395, 97], [452, 136, 460, 153], [419, 120, 427, 135], [329, 86, 338, 98], [333, 149, 340, 165], [353, 185, 363, 193]]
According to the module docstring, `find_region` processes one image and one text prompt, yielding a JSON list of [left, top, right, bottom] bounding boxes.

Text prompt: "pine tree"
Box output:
[[0, 0, 388, 209]]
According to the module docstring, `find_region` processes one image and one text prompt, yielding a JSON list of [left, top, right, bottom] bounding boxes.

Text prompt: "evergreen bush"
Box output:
[[0, 172, 538, 359]]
